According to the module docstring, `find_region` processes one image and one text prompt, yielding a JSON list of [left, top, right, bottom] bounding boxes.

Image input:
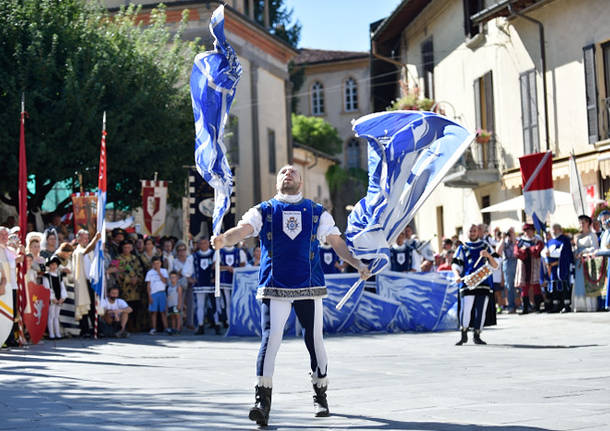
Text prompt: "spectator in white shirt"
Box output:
[[101, 285, 132, 337]]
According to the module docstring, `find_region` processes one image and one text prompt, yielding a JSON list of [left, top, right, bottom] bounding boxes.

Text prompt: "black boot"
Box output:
[[520, 297, 530, 315], [455, 328, 468, 346], [534, 294, 544, 313], [249, 385, 272, 426], [473, 329, 486, 345], [194, 325, 205, 335], [313, 383, 330, 417]]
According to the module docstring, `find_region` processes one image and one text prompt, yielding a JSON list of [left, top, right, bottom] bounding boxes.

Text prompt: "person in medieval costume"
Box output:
[[390, 231, 415, 272], [595, 211, 610, 309], [212, 165, 370, 426], [43, 256, 67, 339], [189, 238, 219, 335], [319, 242, 342, 274], [215, 243, 246, 327], [573, 215, 599, 311], [452, 224, 498, 346], [72, 230, 101, 337], [514, 223, 545, 314], [541, 224, 574, 313]]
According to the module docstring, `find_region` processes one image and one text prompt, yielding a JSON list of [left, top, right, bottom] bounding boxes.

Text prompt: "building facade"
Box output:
[[292, 49, 371, 169], [372, 0, 610, 249], [104, 0, 297, 225]]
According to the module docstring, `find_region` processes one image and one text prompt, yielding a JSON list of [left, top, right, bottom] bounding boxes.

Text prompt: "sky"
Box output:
[[283, 0, 404, 52]]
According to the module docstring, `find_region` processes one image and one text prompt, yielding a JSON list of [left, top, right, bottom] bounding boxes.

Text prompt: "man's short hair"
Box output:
[[76, 229, 89, 239], [151, 255, 162, 263], [108, 285, 119, 292]]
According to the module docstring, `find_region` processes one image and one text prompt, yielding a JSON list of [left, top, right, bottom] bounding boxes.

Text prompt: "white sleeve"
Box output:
[[317, 211, 341, 243], [118, 299, 128, 309], [60, 280, 68, 300], [42, 277, 50, 290], [239, 250, 248, 264], [238, 206, 263, 238]]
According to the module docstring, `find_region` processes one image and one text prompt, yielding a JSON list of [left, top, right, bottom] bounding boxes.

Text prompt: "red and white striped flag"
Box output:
[[519, 151, 556, 221]]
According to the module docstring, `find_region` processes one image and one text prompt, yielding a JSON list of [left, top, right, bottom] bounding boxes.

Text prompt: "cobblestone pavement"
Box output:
[[0, 312, 608, 430]]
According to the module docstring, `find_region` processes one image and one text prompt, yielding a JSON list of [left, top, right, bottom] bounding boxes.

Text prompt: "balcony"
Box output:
[[443, 138, 500, 188]]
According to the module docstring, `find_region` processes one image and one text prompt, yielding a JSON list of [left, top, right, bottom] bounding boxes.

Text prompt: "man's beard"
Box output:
[[280, 182, 299, 195]]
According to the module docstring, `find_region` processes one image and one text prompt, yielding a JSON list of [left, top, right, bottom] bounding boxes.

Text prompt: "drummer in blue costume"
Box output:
[[452, 224, 498, 345], [212, 165, 370, 426]]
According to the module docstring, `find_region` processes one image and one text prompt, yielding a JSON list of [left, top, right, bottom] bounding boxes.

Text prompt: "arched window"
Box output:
[[346, 138, 361, 169], [311, 82, 325, 115], [345, 78, 358, 112]]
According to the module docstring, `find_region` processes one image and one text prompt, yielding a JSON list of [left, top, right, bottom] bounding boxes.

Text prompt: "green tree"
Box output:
[[0, 0, 201, 215], [291, 114, 342, 155], [251, 0, 301, 48]]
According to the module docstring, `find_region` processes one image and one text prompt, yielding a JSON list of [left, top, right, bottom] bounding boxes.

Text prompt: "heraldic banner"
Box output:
[[141, 180, 168, 236], [71, 192, 97, 234], [23, 282, 50, 345]]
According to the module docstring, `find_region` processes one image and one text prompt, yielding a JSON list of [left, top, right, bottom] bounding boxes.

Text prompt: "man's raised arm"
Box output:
[[212, 224, 254, 250]]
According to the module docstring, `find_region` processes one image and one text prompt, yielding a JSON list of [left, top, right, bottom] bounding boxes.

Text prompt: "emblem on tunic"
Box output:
[[200, 259, 209, 270], [397, 252, 406, 265], [324, 253, 333, 265], [282, 211, 302, 240], [225, 254, 235, 266]]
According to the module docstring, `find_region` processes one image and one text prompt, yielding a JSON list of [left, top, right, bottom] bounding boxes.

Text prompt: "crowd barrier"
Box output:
[[226, 268, 458, 337]]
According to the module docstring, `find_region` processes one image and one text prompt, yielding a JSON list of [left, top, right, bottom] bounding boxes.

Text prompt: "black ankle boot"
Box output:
[[473, 329, 486, 345], [534, 294, 544, 312], [520, 298, 530, 315], [455, 328, 468, 345], [313, 383, 330, 417], [249, 385, 272, 426]]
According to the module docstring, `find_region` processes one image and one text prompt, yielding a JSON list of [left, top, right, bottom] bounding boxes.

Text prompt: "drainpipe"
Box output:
[[508, 2, 550, 152]]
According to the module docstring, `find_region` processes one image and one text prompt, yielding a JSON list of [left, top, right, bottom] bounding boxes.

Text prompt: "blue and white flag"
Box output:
[[346, 111, 474, 276], [190, 5, 242, 237], [90, 112, 107, 299]]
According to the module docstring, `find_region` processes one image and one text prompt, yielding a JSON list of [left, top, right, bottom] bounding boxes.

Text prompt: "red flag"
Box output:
[[519, 151, 556, 220], [17, 96, 27, 316]]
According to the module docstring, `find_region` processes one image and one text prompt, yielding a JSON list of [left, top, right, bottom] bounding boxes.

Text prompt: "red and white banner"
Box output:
[[22, 282, 50, 345], [71, 192, 97, 234], [141, 180, 168, 236], [519, 151, 556, 220]]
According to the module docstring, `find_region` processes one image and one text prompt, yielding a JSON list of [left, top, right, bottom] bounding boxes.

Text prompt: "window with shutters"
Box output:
[[311, 82, 325, 116], [345, 78, 358, 112], [602, 42, 610, 140], [474, 71, 497, 169], [520, 69, 540, 154], [346, 138, 361, 169], [583, 45, 599, 144], [421, 37, 434, 99], [463, 0, 484, 38]]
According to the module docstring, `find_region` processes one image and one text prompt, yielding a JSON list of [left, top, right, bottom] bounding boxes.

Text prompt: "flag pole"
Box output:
[[336, 277, 365, 310], [15, 93, 27, 346], [214, 190, 222, 298]]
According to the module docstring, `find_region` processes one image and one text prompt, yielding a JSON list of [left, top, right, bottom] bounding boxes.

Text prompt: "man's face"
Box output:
[[469, 225, 479, 241], [552, 225, 562, 238], [163, 241, 172, 253], [152, 260, 162, 270], [122, 243, 133, 255], [114, 234, 124, 244], [109, 288, 119, 301], [177, 246, 187, 258], [276, 165, 302, 195], [78, 233, 89, 247], [395, 233, 405, 245], [525, 227, 535, 238], [199, 239, 209, 251], [404, 227, 413, 238], [0, 230, 8, 245]]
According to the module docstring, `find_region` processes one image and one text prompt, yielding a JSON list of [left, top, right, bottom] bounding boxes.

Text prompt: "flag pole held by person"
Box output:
[[190, 5, 242, 297]]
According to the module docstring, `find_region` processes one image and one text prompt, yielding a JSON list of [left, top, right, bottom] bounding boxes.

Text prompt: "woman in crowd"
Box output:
[[25, 232, 45, 282], [573, 215, 599, 312], [496, 228, 520, 313], [172, 241, 194, 329], [139, 237, 158, 272], [116, 240, 146, 332], [40, 228, 58, 259]]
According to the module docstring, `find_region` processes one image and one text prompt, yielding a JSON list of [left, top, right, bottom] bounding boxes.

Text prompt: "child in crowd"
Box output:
[[42, 256, 67, 339], [166, 271, 183, 333], [145, 256, 169, 335]]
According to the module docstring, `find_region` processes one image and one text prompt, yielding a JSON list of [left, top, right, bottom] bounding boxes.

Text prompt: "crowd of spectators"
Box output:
[[1, 208, 608, 346]]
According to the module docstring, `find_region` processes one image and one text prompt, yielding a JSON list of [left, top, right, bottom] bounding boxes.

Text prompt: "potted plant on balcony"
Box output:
[[475, 128, 492, 144]]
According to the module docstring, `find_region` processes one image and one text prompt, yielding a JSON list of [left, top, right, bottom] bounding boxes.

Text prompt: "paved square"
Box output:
[[0, 312, 608, 431]]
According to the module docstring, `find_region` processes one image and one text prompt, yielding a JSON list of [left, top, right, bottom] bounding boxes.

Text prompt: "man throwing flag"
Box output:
[[212, 165, 369, 426]]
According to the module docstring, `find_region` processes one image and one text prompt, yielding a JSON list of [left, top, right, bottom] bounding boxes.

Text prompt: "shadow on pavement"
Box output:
[[490, 343, 600, 349]]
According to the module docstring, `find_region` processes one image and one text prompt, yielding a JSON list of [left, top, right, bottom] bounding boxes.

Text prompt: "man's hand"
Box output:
[[357, 262, 371, 280], [211, 234, 226, 250], [480, 250, 491, 259]]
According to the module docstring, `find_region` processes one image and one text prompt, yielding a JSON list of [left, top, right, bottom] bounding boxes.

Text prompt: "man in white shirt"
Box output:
[[101, 285, 132, 337], [72, 229, 100, 336]]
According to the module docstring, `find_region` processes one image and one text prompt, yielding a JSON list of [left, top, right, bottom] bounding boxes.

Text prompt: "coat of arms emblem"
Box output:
[[282, 211, 302, 240], [397, 252, 406, 265]]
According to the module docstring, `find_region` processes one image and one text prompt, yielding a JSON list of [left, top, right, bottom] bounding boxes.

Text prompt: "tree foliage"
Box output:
[[0, 0, 202, 215], [251, 0, 301, 48], [291, 114, 342, 155]]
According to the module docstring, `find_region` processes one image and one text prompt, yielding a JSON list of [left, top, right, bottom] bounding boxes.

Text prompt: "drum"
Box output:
[[463, 263, 493, 289]]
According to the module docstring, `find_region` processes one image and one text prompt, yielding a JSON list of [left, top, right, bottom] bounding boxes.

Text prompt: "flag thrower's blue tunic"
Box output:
[[256, 198, 326, 300]]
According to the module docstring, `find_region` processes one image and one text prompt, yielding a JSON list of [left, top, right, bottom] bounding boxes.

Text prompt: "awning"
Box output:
[[481, 190, 601, 213], [502, 152, 600, 190]]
